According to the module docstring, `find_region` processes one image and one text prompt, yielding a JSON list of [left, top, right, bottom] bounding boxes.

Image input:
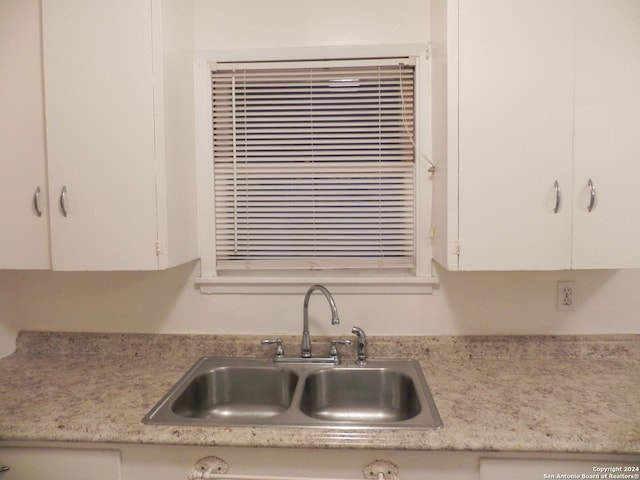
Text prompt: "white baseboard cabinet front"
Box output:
[[0, 447, 120, 480], [1, 444, 639, 480]]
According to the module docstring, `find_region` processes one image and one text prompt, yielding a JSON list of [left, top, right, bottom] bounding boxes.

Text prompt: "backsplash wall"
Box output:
[[8, 262, 640, 337], [0, 271, 19, 355]]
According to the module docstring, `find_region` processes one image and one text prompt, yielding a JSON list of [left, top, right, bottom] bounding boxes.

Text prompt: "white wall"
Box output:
[[3, 0, 640, 339], [0, 271, 20, 356], [11, 262, 640, 336], [194, 0, 429, 50]]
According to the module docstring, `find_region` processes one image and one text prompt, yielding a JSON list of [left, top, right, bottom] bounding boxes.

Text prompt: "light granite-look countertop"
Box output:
[[0, 331, 638, 454]]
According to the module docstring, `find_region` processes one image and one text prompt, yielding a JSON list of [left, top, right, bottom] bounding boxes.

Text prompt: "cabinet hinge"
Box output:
[[156, 241, 167, 256], [451, 239, 460, 256]]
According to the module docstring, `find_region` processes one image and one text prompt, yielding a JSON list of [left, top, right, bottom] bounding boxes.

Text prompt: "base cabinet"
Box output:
[[119, 446, 479, 480], [480, 458, 640, 480], [1, 444, 638, 480], [0, 447, 120, 480]]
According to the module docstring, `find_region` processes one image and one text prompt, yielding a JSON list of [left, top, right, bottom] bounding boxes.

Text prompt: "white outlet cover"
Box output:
[[557, 281, 576, 311]]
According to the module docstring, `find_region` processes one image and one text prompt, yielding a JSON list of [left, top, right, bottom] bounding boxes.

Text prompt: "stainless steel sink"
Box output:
[[299, 368, 421, 423], [171, 366, 298, 420], [143, 358, 442, 430]]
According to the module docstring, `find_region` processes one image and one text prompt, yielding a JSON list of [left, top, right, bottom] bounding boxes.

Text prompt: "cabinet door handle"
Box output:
[[553, 180, 561, 214], [60, 186, 69, 217], [0, 465, 10, 476], [33, 186, 43, 217], [587, 178, 596, 212]]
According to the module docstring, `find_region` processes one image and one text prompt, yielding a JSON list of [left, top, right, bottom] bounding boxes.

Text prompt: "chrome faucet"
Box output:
[[301, 284, 340, 358], [352, 326, 368, 365]]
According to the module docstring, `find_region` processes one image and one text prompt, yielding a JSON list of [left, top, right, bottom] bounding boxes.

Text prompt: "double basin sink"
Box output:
[[143, 357, 442, 430]]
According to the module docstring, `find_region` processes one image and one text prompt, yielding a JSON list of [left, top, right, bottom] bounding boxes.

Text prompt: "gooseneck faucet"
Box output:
[[301, 284, 340, 358]]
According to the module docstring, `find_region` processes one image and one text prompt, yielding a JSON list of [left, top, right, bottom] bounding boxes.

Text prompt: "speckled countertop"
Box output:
[[0, 331, 638, 454]]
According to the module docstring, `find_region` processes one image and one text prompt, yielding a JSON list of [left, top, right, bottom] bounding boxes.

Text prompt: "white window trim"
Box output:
[[194, 45, 437, 294]]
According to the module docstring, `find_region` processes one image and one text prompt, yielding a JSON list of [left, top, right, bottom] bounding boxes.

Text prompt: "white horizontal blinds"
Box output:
[[211, 60, 416, 271]]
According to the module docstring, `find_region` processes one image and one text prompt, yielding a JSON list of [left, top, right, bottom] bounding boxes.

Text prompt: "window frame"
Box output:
[[194, 45, 436, 294]]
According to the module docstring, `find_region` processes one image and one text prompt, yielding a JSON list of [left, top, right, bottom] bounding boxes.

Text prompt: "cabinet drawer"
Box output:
[[0, 448, 120, 480]]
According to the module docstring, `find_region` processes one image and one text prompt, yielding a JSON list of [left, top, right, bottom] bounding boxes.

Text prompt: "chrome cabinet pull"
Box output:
[[60, 186, 69, 217], [0, 465, 10, 475], [33, 186, 43, 217], [553, 180, 561, 214], [587, 178, 596, 212]]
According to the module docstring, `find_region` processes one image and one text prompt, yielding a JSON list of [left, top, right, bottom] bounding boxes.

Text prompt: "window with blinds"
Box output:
[[210, 58, 416, 274]]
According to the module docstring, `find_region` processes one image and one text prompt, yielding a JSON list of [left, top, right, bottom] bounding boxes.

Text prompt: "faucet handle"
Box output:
[[261, 338, 284, 358], [328, 339, 351, 362]]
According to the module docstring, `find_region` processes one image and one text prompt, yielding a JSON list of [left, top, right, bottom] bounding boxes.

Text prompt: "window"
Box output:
[[195, 52, 434, 293]]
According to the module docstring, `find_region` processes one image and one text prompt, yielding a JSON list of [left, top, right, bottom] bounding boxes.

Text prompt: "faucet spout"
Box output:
[[302, 284, 340, 358]]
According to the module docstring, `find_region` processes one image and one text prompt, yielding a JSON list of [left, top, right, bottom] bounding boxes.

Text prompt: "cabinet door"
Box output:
[[42, 0, 159, 270], [0, 0, 50, 269], [573, 0, 640, 268], [0, 447, 120, 480], [457, 0, 574, 270], [480, 458, 640, 480]]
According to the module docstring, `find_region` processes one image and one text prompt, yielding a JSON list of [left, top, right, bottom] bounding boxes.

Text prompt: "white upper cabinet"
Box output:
[[0, 0, 50, 269], [40, 0, 198, 270], [432, 0, 640, 270], [456, 0, 574, 271], [572, 0, 640, 269]]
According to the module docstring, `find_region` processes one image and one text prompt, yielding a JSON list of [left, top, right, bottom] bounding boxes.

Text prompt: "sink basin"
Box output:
[[143, 357, 442, 430], [299, 368, 421, 422], [171, 366, 298, 420]]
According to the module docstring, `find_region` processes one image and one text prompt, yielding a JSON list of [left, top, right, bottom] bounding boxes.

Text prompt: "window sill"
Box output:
[[196, 275, 438, 295]]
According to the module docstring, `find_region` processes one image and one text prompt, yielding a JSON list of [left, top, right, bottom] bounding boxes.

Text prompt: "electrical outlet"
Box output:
[[557, 281, 576, 311]]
